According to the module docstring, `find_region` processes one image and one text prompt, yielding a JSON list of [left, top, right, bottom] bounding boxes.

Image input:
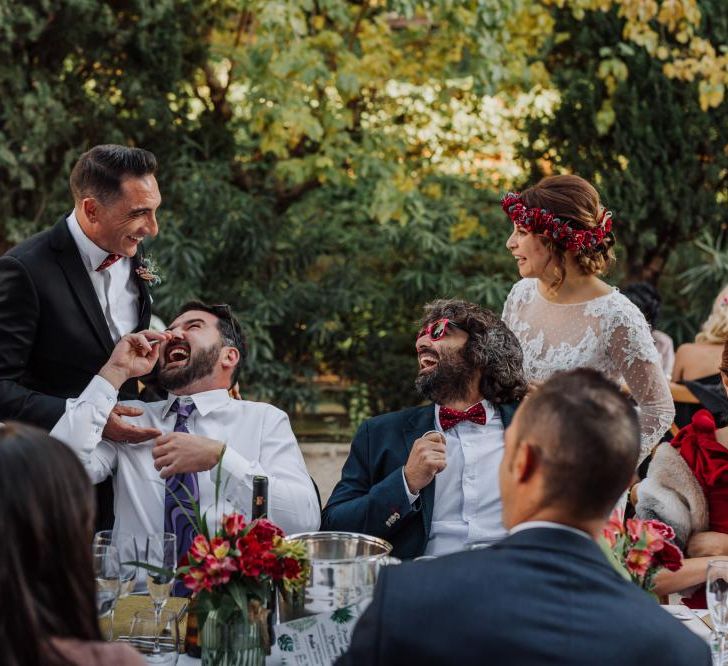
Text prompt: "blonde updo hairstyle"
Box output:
[[520, 174, 616, 292], [696, 285, 728, 345]]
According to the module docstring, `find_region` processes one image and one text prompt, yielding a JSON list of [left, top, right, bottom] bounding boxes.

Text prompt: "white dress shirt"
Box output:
[[404, 401, 507, 557], [51, 376, 321, 546], [66, 211, 140, 342]]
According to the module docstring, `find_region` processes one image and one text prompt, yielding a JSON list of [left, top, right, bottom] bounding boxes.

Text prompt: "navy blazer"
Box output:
[[338, 527, 711, 665], [321, 402, 517, 559]]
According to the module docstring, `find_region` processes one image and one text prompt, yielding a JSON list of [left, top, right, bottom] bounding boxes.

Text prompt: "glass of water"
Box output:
[[128, 609, 180, 665], [707, 560, 728, 665], [94, 530, 139, 596], [92, 543, 121, 640]]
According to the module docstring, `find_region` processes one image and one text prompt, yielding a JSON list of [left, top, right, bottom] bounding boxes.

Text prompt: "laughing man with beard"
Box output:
[[52, 301, 320, 588], [322, 299, 527, 559]]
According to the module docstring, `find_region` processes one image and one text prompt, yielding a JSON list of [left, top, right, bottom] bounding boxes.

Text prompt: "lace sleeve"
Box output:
[[502, 282, 518, 328], [605, 301, 674, 462]]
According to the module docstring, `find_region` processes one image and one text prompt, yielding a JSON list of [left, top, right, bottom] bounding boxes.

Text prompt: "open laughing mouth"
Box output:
[[418, 353, 439, 372], [164, 343, 190, 369]]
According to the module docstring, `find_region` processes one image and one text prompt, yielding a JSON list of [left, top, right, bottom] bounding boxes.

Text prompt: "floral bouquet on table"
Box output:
[[178, 511, 309, 658], [601, 509, 683, 593]]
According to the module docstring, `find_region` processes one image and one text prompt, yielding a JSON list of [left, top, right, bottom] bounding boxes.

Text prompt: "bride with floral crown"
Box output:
[[501, 174, 673, 462]]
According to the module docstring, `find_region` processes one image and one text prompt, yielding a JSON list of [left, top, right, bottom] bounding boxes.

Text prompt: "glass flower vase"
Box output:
[[200, 597, 268, 666]]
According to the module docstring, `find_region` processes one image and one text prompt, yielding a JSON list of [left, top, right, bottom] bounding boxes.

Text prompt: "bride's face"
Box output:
[[505, 224, 553, 279]]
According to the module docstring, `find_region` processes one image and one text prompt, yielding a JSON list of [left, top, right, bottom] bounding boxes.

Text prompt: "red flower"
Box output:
[[655, 541, 683, 572], [223, 513, 246, 537], [183, 566, 213, 594], [249, 519, 284, 546], [210, 537, 231, 559], [644, 520, 676, 543], [189, 535, 211, 561], [282, 557, 302, 579], [202, 554, 237, 586]]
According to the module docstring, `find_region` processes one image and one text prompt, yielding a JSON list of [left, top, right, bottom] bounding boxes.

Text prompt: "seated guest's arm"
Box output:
[[214, 406, 321, 534], [50, 375, 121, 483], [687, 531, 728, 557], [322, 420, 421, 538], [653, 555, 728, 596]]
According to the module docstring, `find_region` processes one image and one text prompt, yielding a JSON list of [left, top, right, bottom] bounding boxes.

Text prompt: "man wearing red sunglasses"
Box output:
[[322, 299, 527, 559]]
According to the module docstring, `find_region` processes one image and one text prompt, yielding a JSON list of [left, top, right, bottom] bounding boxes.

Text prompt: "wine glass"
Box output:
[[145, 533, 176, 625], [707, 561, 728, 664], [94, 530, 139, 597], [128, 609, 180, 665], [92, 543, 121, 640]]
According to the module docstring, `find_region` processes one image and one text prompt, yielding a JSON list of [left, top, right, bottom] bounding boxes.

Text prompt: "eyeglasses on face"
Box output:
[[416, 318, 466, 343]]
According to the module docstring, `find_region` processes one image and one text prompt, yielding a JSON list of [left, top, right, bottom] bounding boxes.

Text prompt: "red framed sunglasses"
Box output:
[[416, 318, 466, 342]]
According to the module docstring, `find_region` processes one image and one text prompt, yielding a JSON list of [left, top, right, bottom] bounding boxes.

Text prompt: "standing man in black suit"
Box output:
[[322, 300, 527, 559], [0, 144, 163, 528], [338, 369, 711, 665]]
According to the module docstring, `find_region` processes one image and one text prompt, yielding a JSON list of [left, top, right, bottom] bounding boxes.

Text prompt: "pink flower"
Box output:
[[625, 547, 652, 579], [189, 535, 211, 561], [223, 513, 246, 537], [644, 520, 675, 542], [626, 518, 646, 543], [183, 566, 212, 594], [210, 537, 231, 559], [202, 554, 237, 586], [602, 508, 626, 547], [655, 541, 683, 572]]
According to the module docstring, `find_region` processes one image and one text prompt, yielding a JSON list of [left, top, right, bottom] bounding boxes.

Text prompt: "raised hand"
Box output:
[[99, 330, 171, 389], [403, 431, 447, 494], [102, 404, 162, 443]]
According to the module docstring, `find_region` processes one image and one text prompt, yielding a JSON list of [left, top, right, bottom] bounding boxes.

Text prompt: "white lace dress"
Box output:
[[502, 278, 674, 462]]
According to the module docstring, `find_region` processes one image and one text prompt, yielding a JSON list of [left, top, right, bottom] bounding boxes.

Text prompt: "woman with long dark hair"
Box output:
[[0, 422, 143, 666], [502, 174, 673, 462]]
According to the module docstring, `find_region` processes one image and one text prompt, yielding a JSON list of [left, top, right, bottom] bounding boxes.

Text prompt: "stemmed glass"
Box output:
[[145, 533, 176, 626], [707, 561, 728, 665], [94, 530, 139, 597], [129, 609, 180, 665], [92, 543, 121, 640]]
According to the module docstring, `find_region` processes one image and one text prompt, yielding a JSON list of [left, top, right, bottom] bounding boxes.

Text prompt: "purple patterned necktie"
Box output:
[[164, 399, 198, 595]]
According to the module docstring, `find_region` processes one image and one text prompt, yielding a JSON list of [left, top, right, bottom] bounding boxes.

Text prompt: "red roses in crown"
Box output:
[[602, 509, 683, 591], [179, 513, 308, 597]]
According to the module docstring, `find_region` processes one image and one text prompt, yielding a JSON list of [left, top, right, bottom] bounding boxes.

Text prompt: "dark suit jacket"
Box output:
[[0, 215, 152, 526], [321, 402, 517, 559], [338, 527, 711, 665]]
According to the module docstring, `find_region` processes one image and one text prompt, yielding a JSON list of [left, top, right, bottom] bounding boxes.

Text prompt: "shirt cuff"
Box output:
[[216, 445, 255, 485], [402, 467, 420, 505], [85, 375, 119, 413]]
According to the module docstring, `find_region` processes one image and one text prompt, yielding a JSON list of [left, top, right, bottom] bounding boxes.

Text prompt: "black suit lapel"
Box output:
[[132, 250, 152, 331], [50, 217, 115, 355], [402, 404, 437, 538]]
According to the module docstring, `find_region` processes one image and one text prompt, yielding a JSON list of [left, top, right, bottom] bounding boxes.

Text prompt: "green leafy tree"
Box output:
[[518, 1, 728, 284]]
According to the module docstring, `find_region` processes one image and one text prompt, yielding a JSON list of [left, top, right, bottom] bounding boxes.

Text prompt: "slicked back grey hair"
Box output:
[[420, 299, 527, 404]]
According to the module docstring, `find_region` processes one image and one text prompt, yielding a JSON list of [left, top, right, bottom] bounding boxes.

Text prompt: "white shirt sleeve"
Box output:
[[50, 375, 120, 484], [214, 406, 320, 534], [402, 467, 420, 505]]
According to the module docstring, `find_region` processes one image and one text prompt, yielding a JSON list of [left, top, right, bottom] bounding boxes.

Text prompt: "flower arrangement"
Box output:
[[601, 509, 683, 591], [135, 254, 162, 286], [179, 513, 308, 610]]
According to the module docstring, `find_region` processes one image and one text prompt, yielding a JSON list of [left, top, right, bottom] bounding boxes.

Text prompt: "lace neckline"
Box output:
[[532, 280, 617, 307]]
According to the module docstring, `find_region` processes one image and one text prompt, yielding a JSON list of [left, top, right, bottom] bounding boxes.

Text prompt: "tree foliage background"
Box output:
[[1, 0, 726, 418]]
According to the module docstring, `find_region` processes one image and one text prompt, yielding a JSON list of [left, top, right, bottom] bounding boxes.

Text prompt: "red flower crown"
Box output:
[[501, 191, 613, 252]]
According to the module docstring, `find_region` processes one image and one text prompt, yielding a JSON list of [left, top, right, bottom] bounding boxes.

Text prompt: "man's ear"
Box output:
[[221, 346, 240, 371], [81, 197, 98, 222], [513, 441, 539, 483]]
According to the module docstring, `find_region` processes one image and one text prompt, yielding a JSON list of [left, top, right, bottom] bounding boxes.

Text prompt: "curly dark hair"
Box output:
[[420, 299, 528, 404]]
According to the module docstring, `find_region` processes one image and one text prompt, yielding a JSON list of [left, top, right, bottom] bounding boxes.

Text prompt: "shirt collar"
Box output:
[[161, 388, 231, 418], [509, 520, 592, 540], [66, 210, 113, 273]]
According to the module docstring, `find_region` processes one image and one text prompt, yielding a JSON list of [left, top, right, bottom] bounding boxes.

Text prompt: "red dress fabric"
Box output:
[[672, 409, 728, 608]]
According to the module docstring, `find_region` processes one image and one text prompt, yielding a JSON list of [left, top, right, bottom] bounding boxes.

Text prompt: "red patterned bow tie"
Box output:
[[96, 253, 122, 271], [439, 402, 487, 430]]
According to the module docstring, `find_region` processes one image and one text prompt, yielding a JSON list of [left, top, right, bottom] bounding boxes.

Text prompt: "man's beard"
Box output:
[[415, 348, 479, 404], [159, 342, 221, 392]]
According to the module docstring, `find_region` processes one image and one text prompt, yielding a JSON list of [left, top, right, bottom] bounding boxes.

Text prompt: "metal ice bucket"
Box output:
[[277, 531, 398, 622]]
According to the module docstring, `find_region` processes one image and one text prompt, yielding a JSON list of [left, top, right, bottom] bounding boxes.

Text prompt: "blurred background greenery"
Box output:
[[1, 0, 727, 432]]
